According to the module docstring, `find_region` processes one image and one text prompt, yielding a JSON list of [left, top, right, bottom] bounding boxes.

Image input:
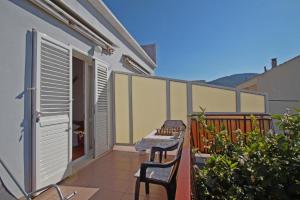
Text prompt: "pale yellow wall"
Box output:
[[132, 76, 167, 143], [240, 92, 265, 113], [170, 81, 187, 124], [114, 74, 130, 143], [192, 85, 236, 112]]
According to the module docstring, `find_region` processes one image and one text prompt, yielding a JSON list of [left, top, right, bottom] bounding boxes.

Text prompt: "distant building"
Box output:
[[237, 57, 300, 114]]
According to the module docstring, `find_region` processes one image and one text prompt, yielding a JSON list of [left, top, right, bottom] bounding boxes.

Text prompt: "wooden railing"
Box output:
[[191, 113, 272, 153], [176, 114, 273, 200], [176, 118, 192, 200]]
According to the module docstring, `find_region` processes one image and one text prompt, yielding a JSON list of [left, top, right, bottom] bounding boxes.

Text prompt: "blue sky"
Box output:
[[103, 0, 300, 81]]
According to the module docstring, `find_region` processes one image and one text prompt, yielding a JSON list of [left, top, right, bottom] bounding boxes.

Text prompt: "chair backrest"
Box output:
[[162, 120, 186, 130], [168, 136, 184, 183], [175, 136, 184, 159]]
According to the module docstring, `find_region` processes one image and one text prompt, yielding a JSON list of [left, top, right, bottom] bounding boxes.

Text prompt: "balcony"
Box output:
[[25, 113, 272, 200]]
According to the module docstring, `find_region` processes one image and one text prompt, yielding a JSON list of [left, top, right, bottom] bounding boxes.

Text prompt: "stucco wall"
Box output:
[[0, 0, 154, 197], [132, 76, 167, 143], [170, 81, 187, 124], [115, 74, 130, 143], [192, 84, 237, 112], [240, 92, 265, 113], [113, 73, 267, 146]]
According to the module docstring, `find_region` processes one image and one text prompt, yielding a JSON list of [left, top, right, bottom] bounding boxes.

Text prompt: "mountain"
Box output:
[[207, 73, 258, 87]]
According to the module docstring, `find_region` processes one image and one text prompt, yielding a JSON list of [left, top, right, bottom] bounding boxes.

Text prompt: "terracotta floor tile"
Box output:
[[36, 151, 168, 200], [127, 182, 167, 198], [88, 189, 124, 200]]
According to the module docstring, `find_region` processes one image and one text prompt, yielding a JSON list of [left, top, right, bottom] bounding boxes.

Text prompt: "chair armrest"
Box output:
[[155, 142, 179, 151], [149, 146, 164, 161], [149, 142, 178, 162]]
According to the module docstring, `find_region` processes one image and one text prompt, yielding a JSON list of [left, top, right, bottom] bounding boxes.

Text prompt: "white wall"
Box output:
[[0, 0, 154, 197]]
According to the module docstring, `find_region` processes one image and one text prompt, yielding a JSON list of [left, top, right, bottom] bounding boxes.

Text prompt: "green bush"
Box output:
[[194, 109, 300, 200]]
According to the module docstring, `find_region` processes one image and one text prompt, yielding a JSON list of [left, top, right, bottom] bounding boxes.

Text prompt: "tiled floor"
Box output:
[[35, 151, 168, 200]]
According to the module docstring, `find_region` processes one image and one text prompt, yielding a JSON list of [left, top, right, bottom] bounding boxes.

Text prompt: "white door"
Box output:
[[93, 59, 109, 157], [32, 31, 72, 190]]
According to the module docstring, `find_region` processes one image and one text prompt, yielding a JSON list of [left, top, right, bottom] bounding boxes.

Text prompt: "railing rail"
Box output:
[[176, 118, 192, 200]]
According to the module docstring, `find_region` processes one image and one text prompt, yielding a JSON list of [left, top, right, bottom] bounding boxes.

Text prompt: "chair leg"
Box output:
[[150, 150, 155, 162], [159, 151, 163, 163], [166, 181, 176, 200], [145, 182, 150, 194], [135, 178, 141, 200], [164, 151, 167, 159]]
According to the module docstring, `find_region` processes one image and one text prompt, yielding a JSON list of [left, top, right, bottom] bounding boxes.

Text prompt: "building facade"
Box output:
[[0, 0, 156, 197], [237, 56, 300, 114]]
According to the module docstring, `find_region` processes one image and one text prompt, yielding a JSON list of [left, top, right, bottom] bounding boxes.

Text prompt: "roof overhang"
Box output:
[[88, 0, 157, 69]]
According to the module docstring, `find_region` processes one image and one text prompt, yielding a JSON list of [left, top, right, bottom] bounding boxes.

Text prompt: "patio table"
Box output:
[[134, 130, 182, 152]]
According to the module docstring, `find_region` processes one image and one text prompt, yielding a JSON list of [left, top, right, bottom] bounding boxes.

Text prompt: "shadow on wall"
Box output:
[[2, 30, 33, 198], [22, 30, 33, 193]]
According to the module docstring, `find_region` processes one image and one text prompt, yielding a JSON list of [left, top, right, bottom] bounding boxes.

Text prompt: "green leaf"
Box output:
[[272, 114, 282, 120]]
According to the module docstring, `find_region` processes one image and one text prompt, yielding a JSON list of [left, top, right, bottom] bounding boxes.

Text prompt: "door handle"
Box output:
[[36, 111, 42, 123]]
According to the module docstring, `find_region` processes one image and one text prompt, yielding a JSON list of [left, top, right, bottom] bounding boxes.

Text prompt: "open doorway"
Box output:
[[72, 57, 85, 161], [71, 49, 109, 161]]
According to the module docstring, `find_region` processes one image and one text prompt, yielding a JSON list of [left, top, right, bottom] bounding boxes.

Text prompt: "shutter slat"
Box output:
[[41, 63, 69, 74], [41, 86, 69, 92], [41, 53, 69, 66], [41, 71, 69, 80], [41, 76, 70, 85], [41, 45, 69, 59], [41, 81, 69, 89], [41, 47, 69, 62], [41, 59, 69, 70]]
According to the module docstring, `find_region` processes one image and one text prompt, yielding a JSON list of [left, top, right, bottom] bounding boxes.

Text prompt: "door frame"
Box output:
[[70, 47, 111, 161], [70, 49, 93, 163]]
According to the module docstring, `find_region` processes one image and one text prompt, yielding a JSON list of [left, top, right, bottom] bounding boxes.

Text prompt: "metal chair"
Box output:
[[0, 158, 76, 200], [134, 137, 184, 200]]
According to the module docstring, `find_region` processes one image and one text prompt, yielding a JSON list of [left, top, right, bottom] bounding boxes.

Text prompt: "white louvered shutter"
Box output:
[[93, 60, 109, 157], [32, 31, 72, 190]]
